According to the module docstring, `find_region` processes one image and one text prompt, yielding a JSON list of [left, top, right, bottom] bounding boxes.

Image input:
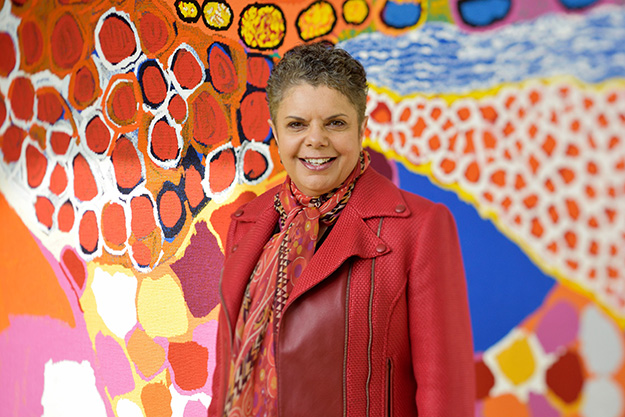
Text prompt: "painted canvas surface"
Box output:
[[1, 0, 624, 415]]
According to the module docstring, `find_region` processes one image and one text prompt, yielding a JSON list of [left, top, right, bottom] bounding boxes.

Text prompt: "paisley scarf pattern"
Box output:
[[223, 151, 370, 416]]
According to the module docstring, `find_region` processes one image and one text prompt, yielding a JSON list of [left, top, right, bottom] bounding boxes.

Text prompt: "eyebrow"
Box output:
[[284, 113, 349, 121]]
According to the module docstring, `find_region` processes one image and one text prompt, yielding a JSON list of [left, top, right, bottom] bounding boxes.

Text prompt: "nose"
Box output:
[[305, 122, 328, 147]]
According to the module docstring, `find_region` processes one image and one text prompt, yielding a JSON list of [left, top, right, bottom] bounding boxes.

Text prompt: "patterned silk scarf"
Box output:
[[223, 151, 370, 417]]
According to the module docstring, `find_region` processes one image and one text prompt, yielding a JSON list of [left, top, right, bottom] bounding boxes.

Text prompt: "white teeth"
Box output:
[[303, 158, 332, 165]]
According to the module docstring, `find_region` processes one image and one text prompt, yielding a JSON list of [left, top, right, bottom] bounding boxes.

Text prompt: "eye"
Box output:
[[287, 121, 305, 130], [328, 119, 346, 128]]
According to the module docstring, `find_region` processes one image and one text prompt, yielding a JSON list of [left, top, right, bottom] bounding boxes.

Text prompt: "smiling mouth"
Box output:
[[299, 157, 336, 170]]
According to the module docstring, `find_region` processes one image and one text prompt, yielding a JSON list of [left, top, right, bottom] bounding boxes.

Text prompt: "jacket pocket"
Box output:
[[386, 358, 393, 417]]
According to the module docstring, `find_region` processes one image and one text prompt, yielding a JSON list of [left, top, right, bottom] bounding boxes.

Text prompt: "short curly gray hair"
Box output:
[[266, 42, 368, 125]]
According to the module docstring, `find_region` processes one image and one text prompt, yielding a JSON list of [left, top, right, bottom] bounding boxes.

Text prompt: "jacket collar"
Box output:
[[220, 168, 410, 326]]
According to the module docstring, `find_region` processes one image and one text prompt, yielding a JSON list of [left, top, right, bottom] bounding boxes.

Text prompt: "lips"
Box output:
[[299, 157, 336, 170]]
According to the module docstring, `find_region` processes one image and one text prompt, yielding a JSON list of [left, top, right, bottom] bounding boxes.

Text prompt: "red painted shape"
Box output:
[[209, 148, 235, 193], [20, 20, 43, 66], [73, 64, 97, 107], [37, 90, 64, 124], [371, 102, 392, 123], [475, 360, 495, 399], [546, 350, 584, 403], [185, 165, 205, 208], [159, 190, 182, 229], [57, 200, 75, 232], [247, 55, 271, 88], [0, 32, 16, 76], [191, 90, 227, 147], [131, 240, 152, 267], [210, 191, 257, 245], [78, 210, 98, 254], [130, 195, 156, 239], [98, 14, 137, 65], [168, 341, 208, 391], [172, 49, 203, 89], [209, 45, 237, 93], [49, 163, 68, 195], [50, 131, 71, 155], [51, 12, 84, 70], [139, 11, 168, 55], [62, 248, 86, 289], [26, 145, 47, 188], [151, 119, 179, 161], [73, 153, 98, 201], [2, 125, 26, 162], [243, 148, 268, 180], [110, 83, 137, 124], [168, 94, 187, 122], [10, 77, 35, 121], [34, 196, 54, 229], [111, 136, 142, 191], [240, 91, 270, 141], [101, 202, 127, 247], [85, 115, 111, 154], [0, 94, 6, 126], [141, 64, 167, 105]]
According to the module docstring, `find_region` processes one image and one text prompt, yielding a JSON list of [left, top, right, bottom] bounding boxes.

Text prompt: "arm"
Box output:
[[408, 203, 475, 416]]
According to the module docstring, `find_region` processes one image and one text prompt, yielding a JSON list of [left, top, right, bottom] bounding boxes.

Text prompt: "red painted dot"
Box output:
[[51, 12, 84, 70], [78, 210, 99, 254], [191, 90, 228, 147], [240, 91, 270, 141], [111, 136, 142, 191], [475, 360, 495, 399], [139, 11, 168, 55], [0, 94, 6, 126], [159, 190, 182, 229], [546, 350, 584, 404], [208, 44, 237, 94], [73, 64, 97, 108], [101, 202, 127, 247], [185, 165, 205, 208], [85, 115, 111, 154], [151, 119, 179, 161], [57, 200, 75, 232], [371, 102, 392, 123], [108, 82, 137, 125], [168, 342, 208, 391], [19, 20, 43, 66], [73, 153, 98, 201], [0, 32, 16, 76], [243, 149, 267, 181], [49, 163, 68, 195], [25, 145, 48, 188], [247, 55, 271, 88], [131, 240, 152, 267], [209, 148, 236, 193], [168, 94, 187, 122], [140, 64, 167, 106], [2, 125, 27, 162], [172, 49, 203, 89], [10, 77, 35, 121], [50, 131, 71, 155], [98, 14, 137, 65], [37, 90, 64, 124], [34, 196, 54, 229], [62, 248, 86, 289], [130, 195, 156, 239]]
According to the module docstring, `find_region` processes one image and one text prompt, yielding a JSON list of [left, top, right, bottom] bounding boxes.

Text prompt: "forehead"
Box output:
[[277, 84, 357, 118]]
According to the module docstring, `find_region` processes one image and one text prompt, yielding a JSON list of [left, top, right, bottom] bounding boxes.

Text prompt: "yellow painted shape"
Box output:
[[137, 274, 189, 338], [203, 1, 232, 29], [496, 336, 535, 386], [343, 0, 368, 25]]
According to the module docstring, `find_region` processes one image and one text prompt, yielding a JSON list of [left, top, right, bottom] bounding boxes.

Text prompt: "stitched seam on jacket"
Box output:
[[218, 269, 232, 417], [343, 263, 353, 417], [366, 217, 384, 417]]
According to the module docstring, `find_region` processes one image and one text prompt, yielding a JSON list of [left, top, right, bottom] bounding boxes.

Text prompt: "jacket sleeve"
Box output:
[[407, 203, 475, 416]]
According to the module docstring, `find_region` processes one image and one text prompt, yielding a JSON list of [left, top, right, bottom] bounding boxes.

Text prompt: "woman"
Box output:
[[209, 42, 474, 416]]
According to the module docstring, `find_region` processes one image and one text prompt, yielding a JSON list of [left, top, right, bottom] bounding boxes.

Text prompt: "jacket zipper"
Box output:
[[386, 358, 393, 417], [343, 263, 353, 417]]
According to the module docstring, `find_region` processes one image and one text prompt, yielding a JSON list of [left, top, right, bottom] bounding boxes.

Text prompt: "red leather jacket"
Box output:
[[209, 169, 475, 416]]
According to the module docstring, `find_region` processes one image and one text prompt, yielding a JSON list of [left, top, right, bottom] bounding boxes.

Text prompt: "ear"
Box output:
[[359, 116, 368, 145], [268, 119, 278, 144]]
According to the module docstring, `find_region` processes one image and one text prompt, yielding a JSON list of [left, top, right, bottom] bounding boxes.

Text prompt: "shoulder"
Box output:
[[230, 184, 280, 222]]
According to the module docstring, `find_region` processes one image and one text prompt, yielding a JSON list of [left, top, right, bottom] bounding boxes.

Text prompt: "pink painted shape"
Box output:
[[535, 300, 579, 353], [184, 400, 207, 417], [193, 320, 218, 396], [528, 393, 559, 417], [95, 332, 135, 398]]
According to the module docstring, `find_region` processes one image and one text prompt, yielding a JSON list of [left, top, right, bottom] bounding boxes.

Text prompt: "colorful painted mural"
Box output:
[[0, 0, 624, 416]]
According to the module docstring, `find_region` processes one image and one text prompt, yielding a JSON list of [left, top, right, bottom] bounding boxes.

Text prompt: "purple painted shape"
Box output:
[[171, 221, 224, 318], [95, 333, 135, 398], [193, 320, 218, 396], [367, 147, 400, 187], [528, 392, 559, 417], [184, 400, 207, 417], [535, 300, 579, 353]]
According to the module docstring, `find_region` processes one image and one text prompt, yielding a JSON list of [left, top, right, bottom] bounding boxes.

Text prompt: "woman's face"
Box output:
[[269, 84, 367, 197]]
